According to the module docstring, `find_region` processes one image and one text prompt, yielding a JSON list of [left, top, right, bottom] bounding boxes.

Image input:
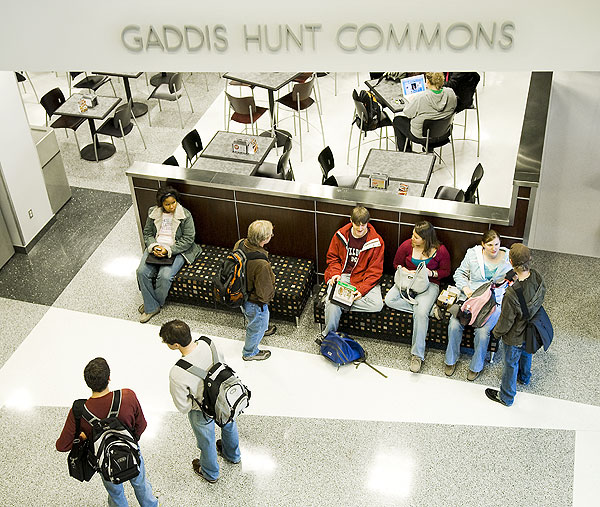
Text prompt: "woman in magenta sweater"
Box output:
[[384, 221, 451, 373]]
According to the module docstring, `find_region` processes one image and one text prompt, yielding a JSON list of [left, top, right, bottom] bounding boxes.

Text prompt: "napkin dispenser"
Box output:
[[82, 93, 98, 108], [232, 138, 258, 154], [369, 173, 389, 189]]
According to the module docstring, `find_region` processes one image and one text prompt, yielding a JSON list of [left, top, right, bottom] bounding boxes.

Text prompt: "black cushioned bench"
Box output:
[[168, 244, 316, 325], [313, 274, 499, 355]]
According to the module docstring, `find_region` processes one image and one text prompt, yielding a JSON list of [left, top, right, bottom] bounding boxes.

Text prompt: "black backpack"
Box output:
[[81, 390, 141, 484], [514, 284, 554, 354], [177, 336, 251, 427], [67, 399, 97, 482], [354, 89, 382, 132], [213, 242, 267, 308]]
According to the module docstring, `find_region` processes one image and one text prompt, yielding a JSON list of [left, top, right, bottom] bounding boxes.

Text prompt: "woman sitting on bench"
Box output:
[[136, 187, 201, 323]]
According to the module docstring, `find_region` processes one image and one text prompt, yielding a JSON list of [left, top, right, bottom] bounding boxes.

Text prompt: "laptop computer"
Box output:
[[400, 74, 426, 99]]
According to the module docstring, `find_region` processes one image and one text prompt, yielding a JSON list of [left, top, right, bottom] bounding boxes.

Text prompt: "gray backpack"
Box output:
[[177, 336, 251, 427]]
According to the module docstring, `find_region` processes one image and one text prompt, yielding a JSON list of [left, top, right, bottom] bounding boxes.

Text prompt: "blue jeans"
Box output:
[[136, 251, 185, 313], [322, 274, 384, 337], [188, 410, 241, 481], [445, 306, 501, 372], [241, 300, 269, 358], [500, 343, 532, 406], [384, 283, 440, 360], [101, 453, 158, 507]]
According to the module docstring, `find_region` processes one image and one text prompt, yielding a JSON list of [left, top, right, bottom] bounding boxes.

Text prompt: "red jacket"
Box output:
[[324, 223, 384, 296], [55, 389, 147, 452]]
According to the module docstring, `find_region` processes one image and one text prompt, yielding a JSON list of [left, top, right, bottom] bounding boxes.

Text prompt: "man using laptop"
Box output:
[[319, 206, 384, 341], [393, 72, 457, 152]]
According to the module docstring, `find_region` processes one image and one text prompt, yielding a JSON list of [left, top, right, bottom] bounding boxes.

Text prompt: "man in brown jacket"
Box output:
[[235, 220, 276, 361]]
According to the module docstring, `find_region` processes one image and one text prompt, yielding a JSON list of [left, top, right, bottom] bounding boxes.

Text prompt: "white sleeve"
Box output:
[[169, 373, 194, 414]]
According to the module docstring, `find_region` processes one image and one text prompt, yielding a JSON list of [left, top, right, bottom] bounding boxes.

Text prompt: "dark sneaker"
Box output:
[[485, 388, 508, 406], [216, 439, 240, 464], [192, 459, 218, 483], [263, 324, 277, 337], [242, 350, 271, 361]]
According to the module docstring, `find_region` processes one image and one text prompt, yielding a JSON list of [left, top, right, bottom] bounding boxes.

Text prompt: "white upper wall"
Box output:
[[1, 0, 599, 71], [529, 72, 600, 258]]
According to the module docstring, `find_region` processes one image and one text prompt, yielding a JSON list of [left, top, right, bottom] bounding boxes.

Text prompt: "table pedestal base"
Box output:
[[80, 142, 116, 161]]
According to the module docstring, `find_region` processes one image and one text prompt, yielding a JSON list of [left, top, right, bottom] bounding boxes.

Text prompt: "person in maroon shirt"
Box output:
[[56, 357, 159, 507], [384, 221, 451, 373]]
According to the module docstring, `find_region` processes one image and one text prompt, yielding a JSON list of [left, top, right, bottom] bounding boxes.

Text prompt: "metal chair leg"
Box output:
[[24, 72, 39, 102], [132, 115, 146, 149], [183, 81, 194, 112], [475, 92, 480, 157], [109, 79, 117, 97], [347, 112, 354, 164], [73, 130, 81, 152], [119, 120, 131, 166], [176, 96, 183, 129]]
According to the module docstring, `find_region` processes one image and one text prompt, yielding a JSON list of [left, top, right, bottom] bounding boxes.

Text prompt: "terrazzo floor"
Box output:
[[1, 72, 599, 506]]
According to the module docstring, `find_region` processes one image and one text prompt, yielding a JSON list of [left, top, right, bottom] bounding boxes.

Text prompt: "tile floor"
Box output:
[[1, 71, 598, 506]]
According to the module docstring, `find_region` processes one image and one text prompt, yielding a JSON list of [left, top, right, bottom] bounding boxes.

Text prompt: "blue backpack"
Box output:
[[320, 332, 387, 377], [321, 331, 365, 366]]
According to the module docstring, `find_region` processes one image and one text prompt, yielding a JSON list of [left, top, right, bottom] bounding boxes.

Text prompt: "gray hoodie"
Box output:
[[403, 87, 457, 139]]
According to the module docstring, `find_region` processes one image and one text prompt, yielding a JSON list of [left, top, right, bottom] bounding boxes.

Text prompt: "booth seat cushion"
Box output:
[[168, 244, 315, 322], [313, 274, 498, 353]]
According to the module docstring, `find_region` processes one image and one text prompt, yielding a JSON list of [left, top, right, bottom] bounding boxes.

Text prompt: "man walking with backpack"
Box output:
[[56, 357, 159, 507], [160, 319, 241, 483], [235, 220, 276, 361], [485, 243, 547, 407]]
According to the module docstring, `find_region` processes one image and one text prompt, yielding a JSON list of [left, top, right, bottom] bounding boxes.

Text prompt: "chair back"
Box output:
[[463, 163, 484, 203], [113, 104, 133, 131], [318, 146, 335, 179], [351, 89, 369, 132], [40, 87, 65, 116], [422, 116, 453, 141], [226, 93, 257, 115], [181, 129, 203, 161], [277, 137, 293, 174], [434, 186, 465, 202], [291, 77, 315, 102], [163, 156, 179, 166], [323, 175, 338, 187], [168, 73, 183, 93]]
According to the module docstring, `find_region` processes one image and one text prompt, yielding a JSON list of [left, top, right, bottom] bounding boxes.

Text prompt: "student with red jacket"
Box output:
[[384, 221, 451, 373], [319, 206, 384, 340]]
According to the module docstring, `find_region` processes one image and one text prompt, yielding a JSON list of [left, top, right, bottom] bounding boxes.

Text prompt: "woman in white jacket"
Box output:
[[444, 230, 512, 380]]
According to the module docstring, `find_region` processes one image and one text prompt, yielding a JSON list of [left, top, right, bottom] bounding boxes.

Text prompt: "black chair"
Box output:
[[40, 87, 85, 151], [318, 146, 334, 181], [255, 136, 293, 180], [347, 89, 392, 172], [163, 156, 179, 166], [405, 116, 456, 186], [434, 163, 484, 204], [148, 72, 194, 129], [69, 72, 116, 96], [15, 72, 39, 102], [317, 146, 356, 187], [181, 129, 203, 168], [96, 101, 146, 165]]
